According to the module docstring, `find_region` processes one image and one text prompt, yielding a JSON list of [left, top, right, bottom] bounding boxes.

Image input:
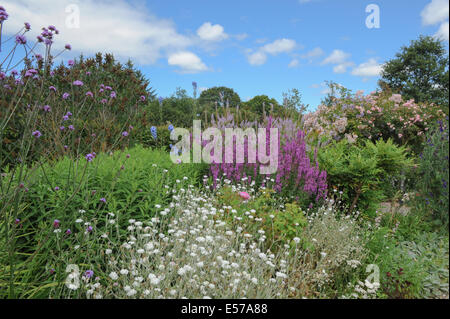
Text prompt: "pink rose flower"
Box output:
[[239, 192, 250, 200]]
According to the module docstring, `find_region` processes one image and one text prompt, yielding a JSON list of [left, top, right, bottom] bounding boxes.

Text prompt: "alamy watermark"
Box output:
[[366, 4, 380, 29], [169, 120, 279, 174]]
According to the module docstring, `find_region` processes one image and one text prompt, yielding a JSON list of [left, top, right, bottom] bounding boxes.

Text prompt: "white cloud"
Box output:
[[168, 51, 208, 73], [288, 59, 299, 68], [301, 47, 324, 59], [197, 22, 229, 41], [2, 0, 192, 65], [247, 51, 267, 65], [246, 38, 297, 66], [333, 62, 355, 74], [421, 0, 449, 25], [262, 38, 297, 55], [321, 49, 351, 65], [351, 58, 383, 77], [435, 21, 449, 41]]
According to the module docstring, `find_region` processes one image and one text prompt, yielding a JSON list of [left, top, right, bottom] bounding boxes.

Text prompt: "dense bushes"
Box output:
[[415, 119, 449, 227], [0, 146, 206, 298], [318, 138, 412, 215], [1, 52, 153, 167], [302, 90, 446, 154]]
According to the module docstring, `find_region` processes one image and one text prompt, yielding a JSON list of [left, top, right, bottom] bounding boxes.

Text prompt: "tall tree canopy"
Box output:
[[379, 35, 449, 108], [198, 86, 241, 108]]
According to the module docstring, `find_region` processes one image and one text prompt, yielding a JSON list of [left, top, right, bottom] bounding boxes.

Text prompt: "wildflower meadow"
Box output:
[[0, 3, 449, 302]]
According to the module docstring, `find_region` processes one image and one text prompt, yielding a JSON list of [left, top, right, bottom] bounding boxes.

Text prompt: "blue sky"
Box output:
[[2, 0, 449, 109]]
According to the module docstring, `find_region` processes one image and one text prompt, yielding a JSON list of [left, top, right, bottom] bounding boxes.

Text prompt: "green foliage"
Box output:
[[282, 88, 308, 114], [367, 225, 449, 298], [318, 138, 412, 215], [379, 35, 449, 109], [242, 95, 283, 120], [0, 146, 205, 298], [198, 86, 241, 108], [137, 125, 173, 151], [1, 53, 153, 167], [414, 119, 449, 228], [215, 187, 307, 248]]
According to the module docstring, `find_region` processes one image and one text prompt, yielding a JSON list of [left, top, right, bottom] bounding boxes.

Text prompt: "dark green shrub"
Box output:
[[415, 119, 449, 228], [1, 52, 154, 167], [318, 138, 412, 215]]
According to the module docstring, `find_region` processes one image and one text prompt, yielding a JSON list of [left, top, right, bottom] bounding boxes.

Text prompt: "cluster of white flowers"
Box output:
[[93, 186, 303, 299]]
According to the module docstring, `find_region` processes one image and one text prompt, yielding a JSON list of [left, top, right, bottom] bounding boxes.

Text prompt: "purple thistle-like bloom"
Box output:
[[0, 72, 5, 80], [84, 270, 94, 278], [43, 105, 51, 112], [65, 44, 71, 50], [24, 69, 37, 77], [86, 225, 93, 233], [105, 86, 112, 91], [73, 80, 83, 86], [66, 229, 72, 235], [36, 35, 44, 42], [54, 186, 60, 191], [140, 95, 146, 102], [24, 22, 31, 30], [15, 35, 27, 45], [32, 130, 42, 138], [53, 219, 60, 228], [68, 60, 75, 66], [68, 125, 75, 131], [85, 153, 95, 162], [122, 131, 128, 137], [44, 38, 52, 46], [101, 98, 107, 104], [49, 86, 56, 92], [62, 115, 69, 121], [100, 198, 106, 203], [11, 70, 18, 77], [15, 218, 20, 225], [62, 92, 70, 100], [86, 91, 93, 97], [48, 25, 56, 31], [110, 91, 116, 98], [66, 111, 72, 116], [60, 126, 65, 131], [0, 7, 9, 22]]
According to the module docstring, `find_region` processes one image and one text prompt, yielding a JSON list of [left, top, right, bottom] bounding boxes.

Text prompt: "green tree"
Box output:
[[320, 81, 352, 107], [242, 95, 282, 119], [282, 88, 308, 114], [379, 35, 449, 108], [198, 86, 241, 108]]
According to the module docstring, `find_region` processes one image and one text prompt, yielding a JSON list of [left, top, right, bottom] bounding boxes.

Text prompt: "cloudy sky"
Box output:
[[1, 0, 449, 108]]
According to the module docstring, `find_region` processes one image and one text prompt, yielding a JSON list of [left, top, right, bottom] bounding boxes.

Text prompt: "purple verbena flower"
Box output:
[[85, 153, 95, 162], [32, 130, 42, 138], [15, 35, 27, 45]]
